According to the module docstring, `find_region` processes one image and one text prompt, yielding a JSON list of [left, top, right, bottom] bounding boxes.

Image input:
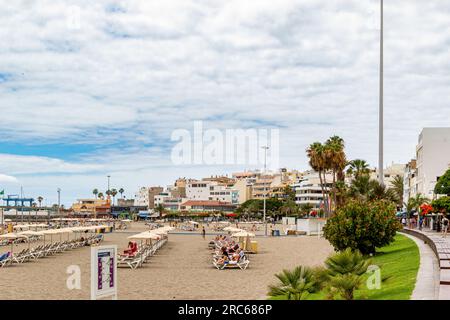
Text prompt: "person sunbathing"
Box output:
[[217, 254, 230, 265], [123, 241, 138, 256]]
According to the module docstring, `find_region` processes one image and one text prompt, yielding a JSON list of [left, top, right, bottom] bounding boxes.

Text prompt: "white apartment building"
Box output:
[[415, 128, 450, 198], [292, 172, 333, 209], [186, 180, 238, 204], [134, 187, 149, 207], [154, 191, 171, 207], [370, 163, 405, 188]]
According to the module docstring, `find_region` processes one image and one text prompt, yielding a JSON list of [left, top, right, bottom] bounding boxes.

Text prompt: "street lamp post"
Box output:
[[262, 146, 269, 237], [57, 188, 61, 227], [378, 0, 384, 186]]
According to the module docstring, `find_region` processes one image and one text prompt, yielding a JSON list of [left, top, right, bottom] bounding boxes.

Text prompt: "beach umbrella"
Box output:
[[231, 231, 255, 252], [19, 230, 42, 249], [223, 227, 243, 232], [128, 233, 161, 240], [0, 233, 28, 254]]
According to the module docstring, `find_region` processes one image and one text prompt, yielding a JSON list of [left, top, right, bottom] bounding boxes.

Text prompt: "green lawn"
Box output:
[[270, 234, 420, 300]]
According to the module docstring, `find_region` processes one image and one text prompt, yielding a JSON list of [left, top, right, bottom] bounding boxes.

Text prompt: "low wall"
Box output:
[[399, 228, 450, 300], [400, 228, 438, 257]]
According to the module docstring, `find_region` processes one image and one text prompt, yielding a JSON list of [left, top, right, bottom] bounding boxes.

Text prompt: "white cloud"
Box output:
[[1, 0, 450, 202], [0, 174, 18, 184]]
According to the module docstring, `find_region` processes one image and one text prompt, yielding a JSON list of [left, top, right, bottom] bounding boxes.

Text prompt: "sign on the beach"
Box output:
[[90, 245, 117, 300]]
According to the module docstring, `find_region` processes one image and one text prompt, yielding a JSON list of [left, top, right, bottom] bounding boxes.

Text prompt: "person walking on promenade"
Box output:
[[442, 216, 449, 238], [202, 226, 206, 240]]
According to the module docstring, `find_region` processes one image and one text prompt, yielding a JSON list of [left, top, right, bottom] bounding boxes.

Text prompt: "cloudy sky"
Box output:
[[1, 0, 450, 205]]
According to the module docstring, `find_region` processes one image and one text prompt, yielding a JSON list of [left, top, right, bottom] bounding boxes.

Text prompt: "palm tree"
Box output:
[[268, 266, 322, 300], [37, 196, 43, 207], [92, 189, 99, 199], [280, 200, 299, 217], [324, 248, 371, 300], [325, 136, 347, 210], [307, 142, 329, 215], [98, 192, 104, 200], [389, 175, 404, 208], [347, 159, 371, 180], [405, 194, 430, 217], [111, 188, 118, 205], [119, 188, 125, 199], [155, 204, 165, 218]]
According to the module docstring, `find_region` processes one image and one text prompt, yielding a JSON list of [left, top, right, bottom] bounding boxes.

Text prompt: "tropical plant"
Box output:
[[323, 199, 401, 254], [268, 266, 322, 300], [111, 188, 118, 205], [119, 188, 125, 198], [306, 142, 329, 215], [404, 194, 430, 216], [282, 185, 296, 201], [325, 136, 347, 209], [348, 175, 398, 204], [97, 192, 104, 199], [37, 196, 43, 207], [389, 175, 404, 207], [299, 203, 314, 216], [435, 169, 450, 196], [155, 204, 165, 218], [346, 159, 371, 179], [92, 188, 99, 199], [280, 199, 299, 217], [323, 248, 371, 300], [431, 196, 450, 213]]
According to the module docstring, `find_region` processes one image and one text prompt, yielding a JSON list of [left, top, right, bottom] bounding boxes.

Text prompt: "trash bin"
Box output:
[[274, 230, 280, 237]]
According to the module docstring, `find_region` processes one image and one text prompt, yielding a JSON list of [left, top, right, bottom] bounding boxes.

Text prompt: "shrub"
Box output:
[[432, 196, 450, 213], [323, 199, 401, 254], [323, 248, 371, 300], [435, 169, 450, 196], [268, 266, 322, 300]]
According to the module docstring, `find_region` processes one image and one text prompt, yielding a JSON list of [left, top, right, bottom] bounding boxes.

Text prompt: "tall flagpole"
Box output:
[[379, 0, 384, 186]]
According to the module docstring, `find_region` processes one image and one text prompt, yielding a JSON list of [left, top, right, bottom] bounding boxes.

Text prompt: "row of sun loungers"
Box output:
[[0, 235, 104, 268], [117, 238, 167, 269]]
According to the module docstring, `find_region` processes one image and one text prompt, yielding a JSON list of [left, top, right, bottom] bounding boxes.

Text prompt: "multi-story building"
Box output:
[[370, 163, 405, 188], [232, 179, 253, 204], [186, 180, 238, 204], [403, 159, 418, 206], [251, 174, 283, 199], [415, 128, 450, 198], [292, 172, 333, 209], [134, 187, 149, 207], [180, 200, 237, 212], [134, 186, 164, 209]]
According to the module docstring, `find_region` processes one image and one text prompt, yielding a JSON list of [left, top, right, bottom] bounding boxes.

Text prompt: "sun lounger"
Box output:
[[0, 252, 12, 267]]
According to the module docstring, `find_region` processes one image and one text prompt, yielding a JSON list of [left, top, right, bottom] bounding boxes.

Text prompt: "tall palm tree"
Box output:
[[325, 136, 347, 210], [119, 188, 125, 199], [97, 192, 104, 200], [307, 142, 329, 215], [111, 189, 118, 205], [37, 196, 43, 207], [92, 189, 99, 199], [268, 266, 322, 300]]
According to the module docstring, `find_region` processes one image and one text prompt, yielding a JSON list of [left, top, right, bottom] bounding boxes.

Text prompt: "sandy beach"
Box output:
[[0, 222, 333, 300]]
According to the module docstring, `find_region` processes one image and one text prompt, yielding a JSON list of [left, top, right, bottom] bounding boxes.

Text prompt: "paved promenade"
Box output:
[[401, 228, 450, 300]]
